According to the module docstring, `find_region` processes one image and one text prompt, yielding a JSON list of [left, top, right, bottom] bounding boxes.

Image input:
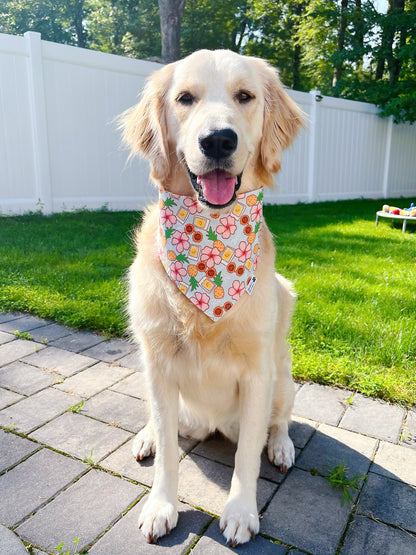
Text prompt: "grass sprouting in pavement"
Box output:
[[0, 198, 415, 405]]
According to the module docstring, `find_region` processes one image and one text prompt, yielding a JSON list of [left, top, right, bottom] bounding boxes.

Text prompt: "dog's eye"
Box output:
[[235, 90, 255, 104], [177, 92, 195, 106]]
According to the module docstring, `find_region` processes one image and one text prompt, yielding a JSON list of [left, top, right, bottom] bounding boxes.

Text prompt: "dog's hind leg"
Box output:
[[267, 273, 296, 472]]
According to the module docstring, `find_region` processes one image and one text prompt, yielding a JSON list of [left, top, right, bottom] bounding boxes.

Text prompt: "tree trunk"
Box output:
[[159, 0, 186, 63], [72, 0, 87, 48], [332, 0, 349, 88], [375, 0, 406, 82], [354, 0, 364, 72], [292, 2, 303, 90]]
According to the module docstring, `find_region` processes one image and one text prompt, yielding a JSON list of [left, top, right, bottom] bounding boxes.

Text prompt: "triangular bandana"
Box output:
[[158, 188, 264, 321]]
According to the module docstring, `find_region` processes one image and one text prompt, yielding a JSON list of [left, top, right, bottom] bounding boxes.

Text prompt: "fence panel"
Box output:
[[0, 31, 415, 215]]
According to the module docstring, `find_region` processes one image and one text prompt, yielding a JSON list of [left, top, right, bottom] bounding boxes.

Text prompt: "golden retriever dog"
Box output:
[[121, 49, 302, 546]]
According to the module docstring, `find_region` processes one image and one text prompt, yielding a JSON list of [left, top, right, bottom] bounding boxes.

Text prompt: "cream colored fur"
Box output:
[[121, 49, 302, 546]]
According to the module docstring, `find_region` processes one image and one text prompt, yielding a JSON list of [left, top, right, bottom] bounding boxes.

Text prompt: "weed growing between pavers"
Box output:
[[314, 462, 367, 506]]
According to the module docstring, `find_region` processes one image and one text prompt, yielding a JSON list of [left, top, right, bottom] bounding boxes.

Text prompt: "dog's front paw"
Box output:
[[138, 496, 178, 543], [132, 424, 156, 461], [267, 430, 295, 472], [220, 499, 259, 546]]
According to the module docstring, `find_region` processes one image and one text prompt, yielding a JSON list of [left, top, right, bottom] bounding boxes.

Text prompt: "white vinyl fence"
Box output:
[[1, 31, 415, 215]]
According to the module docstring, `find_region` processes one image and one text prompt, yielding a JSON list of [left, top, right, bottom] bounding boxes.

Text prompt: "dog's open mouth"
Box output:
[[188, 169, 242, 209]]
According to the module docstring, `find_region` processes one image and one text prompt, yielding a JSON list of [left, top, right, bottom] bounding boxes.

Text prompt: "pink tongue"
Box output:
[[199, 170, 237, 206]]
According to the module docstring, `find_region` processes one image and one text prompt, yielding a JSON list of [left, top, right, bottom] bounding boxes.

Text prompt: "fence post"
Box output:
[[25, 31, 52, 214], [382, 115, 393, 199], [307, 90, 321, 203]]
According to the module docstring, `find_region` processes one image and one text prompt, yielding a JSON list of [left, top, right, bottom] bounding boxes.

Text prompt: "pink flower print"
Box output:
[[184, 197, 202, 214], [170, 260, 187, 282], [201, 246, 221, 268], [171, 230, 190, 253], [235, 241, 251, 263], [216, 215, 237, 239], [250, 203, 262, 223], [229, 280, 245, 301], [254, 255, 258, 271], [160, 207, 177, 228], [191, 291, 210, 311]]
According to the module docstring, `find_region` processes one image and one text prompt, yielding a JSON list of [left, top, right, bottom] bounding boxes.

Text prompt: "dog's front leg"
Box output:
[[220, 370, 271, 546], [138, 369, 179, 543]]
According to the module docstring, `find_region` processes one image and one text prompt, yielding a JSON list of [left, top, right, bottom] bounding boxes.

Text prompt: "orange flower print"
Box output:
[[160, 207, 177, 228], [191, 291, 210, 311], [235, 241, 251, 263], [171, 230, 190, 253], [250, 203, 262, 223], [184, 197, 202, 214], [201, 246, 221, 268], [228, 279, 245, 301], [170, 260, 187, 282], [216, 215, 237, 239]]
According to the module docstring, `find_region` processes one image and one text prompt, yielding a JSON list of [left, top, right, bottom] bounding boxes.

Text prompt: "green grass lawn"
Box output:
[[1, 199, 415, 405]]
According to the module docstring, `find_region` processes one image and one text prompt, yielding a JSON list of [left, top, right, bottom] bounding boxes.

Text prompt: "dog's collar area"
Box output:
[[187, 169, 242, 210], [158, 187, 264, 321]]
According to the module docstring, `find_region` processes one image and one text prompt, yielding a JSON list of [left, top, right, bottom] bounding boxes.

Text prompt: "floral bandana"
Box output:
[[158, 187, 264, 321]]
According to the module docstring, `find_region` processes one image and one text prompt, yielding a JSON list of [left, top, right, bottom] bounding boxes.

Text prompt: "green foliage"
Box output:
[[324, 462, 366, 506], [1, 201, 415, 406], [54, 537, 80, 555]]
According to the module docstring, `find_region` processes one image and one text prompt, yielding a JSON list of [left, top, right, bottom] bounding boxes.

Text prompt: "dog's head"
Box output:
[[121, 50, 303, 209]]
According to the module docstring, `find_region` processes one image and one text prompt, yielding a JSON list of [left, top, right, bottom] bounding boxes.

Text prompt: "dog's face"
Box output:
[[122, 50, 302, 209]]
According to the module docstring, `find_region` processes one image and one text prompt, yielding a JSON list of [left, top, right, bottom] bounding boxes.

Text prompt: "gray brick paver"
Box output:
[[82, 389, 147, 432], [30, 411, 132, 461], [341, 515, 416, 554], [0, 429, 39, 472], [16, 469, 143, 554], [339, 393, 405, 442], [402, 408, 416, 449], [295, 423, 377, 478], [0, 387, 24, 410], [0, 330, 14, 345], [0, 361, 57, 395], [293, 383, 348, 425], [0, 315, 49, 334], [0, 525, 29, 555], [109, 371, 148, 400], [357, 472, 416, 532], [371, 441, 416, 486], [0, 388, 82, 433], [261, 467, 351, 555], [21, 346, 95, 377], [81, 338, 133, 362], [49, 331, 104, 353], [54, 361, 133, 397], [0, 340, 46, 368], [89, 498, 211, 555], [0, 448, 86, 526], [27, 322, 74, 343]]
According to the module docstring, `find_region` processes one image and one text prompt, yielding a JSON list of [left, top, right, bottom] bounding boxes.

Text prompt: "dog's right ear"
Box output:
[[120, 64, 174, 183]]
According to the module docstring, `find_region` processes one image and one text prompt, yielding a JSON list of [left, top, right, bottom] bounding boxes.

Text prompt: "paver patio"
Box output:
[[0, 312, 415, 554]]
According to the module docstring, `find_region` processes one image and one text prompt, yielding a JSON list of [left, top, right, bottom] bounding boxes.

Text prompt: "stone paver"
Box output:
[[0, 339, 45, 367], [0, 525, 28, 555], [30, 411, 132, 461], [89, 498, 211, 555], [0, 429, 39, 472], [192, 520, 287, 554], [261, 468, 351, 554], [0, 388, 82, 433], [49, 330, 103, 353], [54, 361, 133, 397], [339, 393, 405, 442], [0, 330, 14, 345], [0, 361, 58, 395], [0, 313, 414, 555], [82, 338, 134, 362], [16, 469, 143, 554], [21, 346, 95, 377], [178, 454, 277, 516], [0, 448, 86, 526], [371, 441, 416, 486], [0, 387, 23, 410], [110, 370, 148, 399], [341, 515, 416, 554], [82, 389, 147, 432], [293, 383, 348, 425], [357, 472, 416, 532], [295, 423, 377, 479]]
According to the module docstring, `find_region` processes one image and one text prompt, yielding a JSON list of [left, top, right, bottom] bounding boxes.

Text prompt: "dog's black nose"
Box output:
[[199, 129, 238, 159]]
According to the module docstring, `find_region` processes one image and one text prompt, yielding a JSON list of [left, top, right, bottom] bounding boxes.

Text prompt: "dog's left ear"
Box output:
[[256, 60, 303, 182]]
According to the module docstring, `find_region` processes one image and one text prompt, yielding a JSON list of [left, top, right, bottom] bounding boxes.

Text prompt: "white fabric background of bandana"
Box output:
[[158, 188, 264, 321]]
